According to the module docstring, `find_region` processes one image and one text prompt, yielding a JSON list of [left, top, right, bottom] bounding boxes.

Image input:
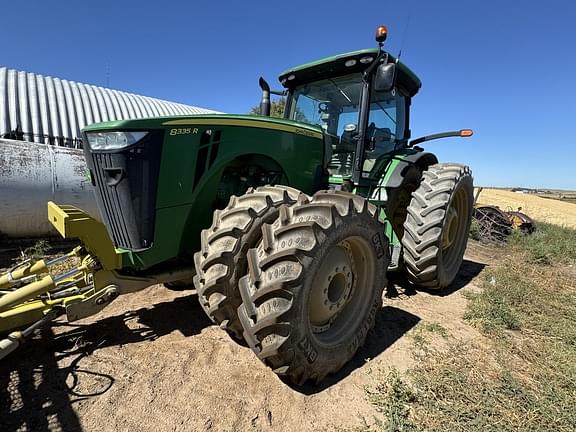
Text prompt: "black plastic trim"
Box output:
[[84, 129, 164, 250]]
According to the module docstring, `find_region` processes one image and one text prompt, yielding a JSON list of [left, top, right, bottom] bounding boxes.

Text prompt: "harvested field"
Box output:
[[476, 188, 576, 228]]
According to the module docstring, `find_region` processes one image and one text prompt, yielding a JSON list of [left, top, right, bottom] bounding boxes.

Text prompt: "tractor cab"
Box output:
[[276, 27, 422, 188]]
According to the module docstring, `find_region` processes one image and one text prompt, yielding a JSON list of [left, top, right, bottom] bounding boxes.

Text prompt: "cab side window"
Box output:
[[367, 91, 406, 156]]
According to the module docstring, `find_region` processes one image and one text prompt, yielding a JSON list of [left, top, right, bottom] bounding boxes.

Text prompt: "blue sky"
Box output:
[[2, 0, 575, 189]]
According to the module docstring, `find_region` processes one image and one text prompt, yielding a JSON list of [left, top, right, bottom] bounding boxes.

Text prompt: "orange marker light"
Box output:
[[375, 25, 388, 43], [459, 129, 474, 137]]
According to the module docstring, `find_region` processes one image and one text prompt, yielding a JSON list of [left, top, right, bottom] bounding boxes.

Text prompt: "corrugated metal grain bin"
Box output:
[[0, 139, 99, 238]]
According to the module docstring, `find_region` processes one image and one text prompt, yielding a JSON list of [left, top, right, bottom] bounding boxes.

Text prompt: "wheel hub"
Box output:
[[442, 206, 459, 250], [308, 241, 355, 332]]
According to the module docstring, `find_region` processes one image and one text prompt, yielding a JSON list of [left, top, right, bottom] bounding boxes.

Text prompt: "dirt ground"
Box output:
[[476, 188, 576, 228], [0, 241, 498, 432]]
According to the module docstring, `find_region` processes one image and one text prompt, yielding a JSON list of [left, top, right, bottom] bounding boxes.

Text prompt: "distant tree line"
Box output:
[[249, 97, 287, 118]]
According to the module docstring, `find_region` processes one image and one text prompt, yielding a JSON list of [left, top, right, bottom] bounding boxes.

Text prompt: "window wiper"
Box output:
[[328, 78, 352, 104], [375, 101, 396, 125]]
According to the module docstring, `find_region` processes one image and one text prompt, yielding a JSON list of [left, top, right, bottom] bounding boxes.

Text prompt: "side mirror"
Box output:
[[373, 63, 396, 92]]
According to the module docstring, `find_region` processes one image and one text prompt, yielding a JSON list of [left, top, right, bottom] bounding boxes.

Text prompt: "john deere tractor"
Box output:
[[0, 26, 473, 385]]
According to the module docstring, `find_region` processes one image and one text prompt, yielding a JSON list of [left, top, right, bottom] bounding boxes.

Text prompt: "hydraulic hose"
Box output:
[[0, 308, 63, 360]]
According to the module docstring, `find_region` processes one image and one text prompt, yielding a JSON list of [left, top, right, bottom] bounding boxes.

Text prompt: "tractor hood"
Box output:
[[83, 114, 324, 140], [82, 113, 326, 266]]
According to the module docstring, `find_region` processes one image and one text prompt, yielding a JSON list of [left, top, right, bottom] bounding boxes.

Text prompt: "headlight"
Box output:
[[86, 131, 148, 150]]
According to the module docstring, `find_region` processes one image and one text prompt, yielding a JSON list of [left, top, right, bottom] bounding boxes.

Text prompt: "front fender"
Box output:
[[380, 151, 438, 189]]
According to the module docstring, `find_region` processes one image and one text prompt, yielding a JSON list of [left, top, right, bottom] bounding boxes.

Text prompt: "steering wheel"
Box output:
[[318, 102, 331, 113]]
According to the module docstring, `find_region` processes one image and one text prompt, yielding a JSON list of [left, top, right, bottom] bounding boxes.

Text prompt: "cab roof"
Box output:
[[278, 48, 422, 97]]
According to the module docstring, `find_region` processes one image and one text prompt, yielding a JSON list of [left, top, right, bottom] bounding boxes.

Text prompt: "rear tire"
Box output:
[[193, 185, 307, 338], [402, 164, 473, 289], [238, 191, 388, 385]]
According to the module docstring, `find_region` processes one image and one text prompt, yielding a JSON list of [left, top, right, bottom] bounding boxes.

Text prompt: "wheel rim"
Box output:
[[442, 206, 459, 250], [308, 236, 376, 345], [441, 186, 470, 273]]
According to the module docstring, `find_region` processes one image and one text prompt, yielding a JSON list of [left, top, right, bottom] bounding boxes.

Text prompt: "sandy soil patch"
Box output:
[[1, 243, 493, 432]]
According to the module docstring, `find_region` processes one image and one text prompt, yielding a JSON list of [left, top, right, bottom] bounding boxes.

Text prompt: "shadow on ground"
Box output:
[[294, 305, 421, 395], [51, 292, 210, 352], [0, 327, 83, 432], [0, 292, 209, 432], [441, 258, 486, 295], [387, 258, 486, 299]]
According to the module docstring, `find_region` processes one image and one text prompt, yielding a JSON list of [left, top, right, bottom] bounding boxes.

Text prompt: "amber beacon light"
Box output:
[[375, 25, 388, 43]]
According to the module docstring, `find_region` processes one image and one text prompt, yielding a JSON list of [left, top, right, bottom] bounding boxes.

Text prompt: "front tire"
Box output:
[[193, 185, 306, 338], [238, 191, 389, 385]]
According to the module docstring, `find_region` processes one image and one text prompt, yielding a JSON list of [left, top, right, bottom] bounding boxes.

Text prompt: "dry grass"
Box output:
[[11, 239, 79, 275], [364, 224, 576, 432], [509, 222, 576, 265], [476, 188, 576, 228]]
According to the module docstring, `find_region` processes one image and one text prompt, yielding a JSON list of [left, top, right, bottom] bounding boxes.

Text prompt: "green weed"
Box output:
[[422, 322, 448, 338], [510, 221, 576, 265], [366, 369, 419, 432], [19, 240, 50, 262], [469, 217, 481, 240], [361, 224, 576, 431]]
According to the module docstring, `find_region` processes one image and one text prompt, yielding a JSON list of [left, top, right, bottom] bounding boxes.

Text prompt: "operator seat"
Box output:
[[363, 123, 394, 172], [332, 124, 356, 174], [340, 125, 356, 146]]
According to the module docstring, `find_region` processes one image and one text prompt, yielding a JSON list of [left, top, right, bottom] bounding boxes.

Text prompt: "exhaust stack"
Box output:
[[258, 77, 271, 116]]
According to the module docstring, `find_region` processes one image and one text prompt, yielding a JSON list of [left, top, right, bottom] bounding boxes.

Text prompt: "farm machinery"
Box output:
[[0, 26, 474, 384], [473, 189, 536, 241]]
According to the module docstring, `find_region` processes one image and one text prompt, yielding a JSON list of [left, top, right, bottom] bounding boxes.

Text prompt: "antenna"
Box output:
[[105, 64, 111, 87], [397, 10, 412, 60]]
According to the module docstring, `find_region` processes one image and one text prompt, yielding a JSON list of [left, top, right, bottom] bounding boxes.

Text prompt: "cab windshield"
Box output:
[[288, 73, 405, 177], [288, 73, 363, 132]]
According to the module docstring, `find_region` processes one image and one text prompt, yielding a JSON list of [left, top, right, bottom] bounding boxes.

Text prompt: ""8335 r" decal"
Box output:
[[169, 127, 199, 136]]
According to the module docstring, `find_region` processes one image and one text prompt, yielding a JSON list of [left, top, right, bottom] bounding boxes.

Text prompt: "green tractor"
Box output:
[[0, 26, 473, 385]]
